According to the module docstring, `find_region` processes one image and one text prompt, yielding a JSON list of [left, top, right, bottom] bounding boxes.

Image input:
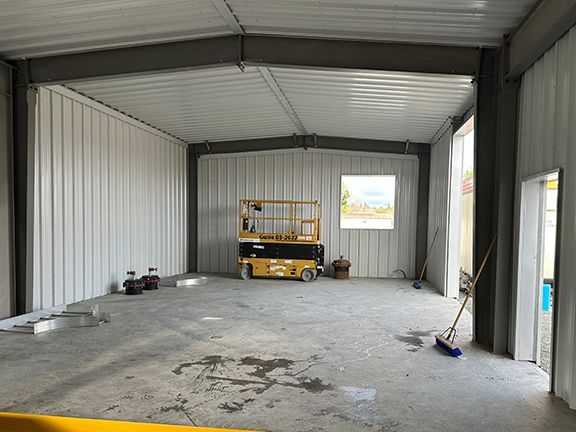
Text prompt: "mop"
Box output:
[[413, 227, 439, 289], [435, 235, 498, 357]]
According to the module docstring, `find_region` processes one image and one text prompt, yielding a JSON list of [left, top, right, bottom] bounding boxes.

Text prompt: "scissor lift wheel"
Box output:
[[301, 268, 316, 282], [240, 265, 252, 281]]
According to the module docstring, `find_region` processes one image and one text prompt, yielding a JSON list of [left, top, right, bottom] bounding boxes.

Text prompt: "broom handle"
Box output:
[[418, 227, 440, 282], [450, 234, 498, 330]]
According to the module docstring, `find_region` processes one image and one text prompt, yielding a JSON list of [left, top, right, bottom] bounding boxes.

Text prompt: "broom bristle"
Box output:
[[435, 334, 462, 357], [412, 280, 421, 289]]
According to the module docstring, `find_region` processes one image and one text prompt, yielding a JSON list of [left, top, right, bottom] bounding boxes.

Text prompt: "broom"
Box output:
[[413, 227, 439, 289], [435, 234, 498, 357]]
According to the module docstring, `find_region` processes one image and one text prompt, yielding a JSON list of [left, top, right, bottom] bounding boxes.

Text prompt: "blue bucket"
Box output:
[[542, 283, 552, 312]]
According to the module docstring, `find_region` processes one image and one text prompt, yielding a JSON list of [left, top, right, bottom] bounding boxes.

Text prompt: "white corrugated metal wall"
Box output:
[[515, 25, 576, 409], [197, 148, 419, 278], [32, 86, 188, 311], [427, 127, 451, 295]]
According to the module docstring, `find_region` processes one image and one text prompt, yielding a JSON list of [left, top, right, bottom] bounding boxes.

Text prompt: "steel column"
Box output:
[[416, 149, 431, 278], [188, 146, 198, 273], [492, 78, 520, 354], [0, 63, 13, 319], [474, 48, 521, 353], [473, 49, 498, 348], [12, 67, 36, 315]]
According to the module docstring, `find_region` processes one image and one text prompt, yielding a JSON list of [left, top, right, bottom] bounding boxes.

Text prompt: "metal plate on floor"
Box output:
[[176, 277, 208, 287]]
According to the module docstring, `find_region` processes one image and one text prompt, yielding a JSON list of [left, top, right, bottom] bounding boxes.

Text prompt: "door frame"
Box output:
[[513, 168, 562, 389]]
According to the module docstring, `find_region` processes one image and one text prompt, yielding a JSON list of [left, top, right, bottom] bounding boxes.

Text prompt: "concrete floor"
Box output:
[[1, 275, 575, 432]]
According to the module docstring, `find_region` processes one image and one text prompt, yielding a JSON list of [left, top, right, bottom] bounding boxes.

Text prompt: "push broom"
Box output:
[[413, 227, 439, 289], [435, 234, 498, 357]]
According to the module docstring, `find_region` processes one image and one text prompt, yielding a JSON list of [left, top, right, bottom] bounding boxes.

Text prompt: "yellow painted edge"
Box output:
[[0, 412, 259, 432]]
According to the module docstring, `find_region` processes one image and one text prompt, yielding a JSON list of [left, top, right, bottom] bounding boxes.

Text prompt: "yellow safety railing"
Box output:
[[239, 199, 321, 242]]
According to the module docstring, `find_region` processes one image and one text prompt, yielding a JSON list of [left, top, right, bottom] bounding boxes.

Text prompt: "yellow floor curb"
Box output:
[[0, 412, 258, 432]]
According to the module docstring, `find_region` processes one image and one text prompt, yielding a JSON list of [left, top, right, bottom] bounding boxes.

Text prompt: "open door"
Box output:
[[514, 169, 561, 383]]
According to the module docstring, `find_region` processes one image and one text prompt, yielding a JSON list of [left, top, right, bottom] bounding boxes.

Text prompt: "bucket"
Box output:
[[332, 256, 351, 279]]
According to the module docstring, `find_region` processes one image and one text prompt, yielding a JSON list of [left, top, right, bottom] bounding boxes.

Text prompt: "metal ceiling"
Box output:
[[70, 66, 473, 144], [0, 0, 231, 58], [70, 67, 300, 143], [228, 0, 537, 46], [0, 0, 537, 58], [270, 68, 473, 143]]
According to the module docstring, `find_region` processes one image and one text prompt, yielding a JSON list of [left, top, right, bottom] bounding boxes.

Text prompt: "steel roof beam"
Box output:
[[209, 0, 244, 35], [15, 35, 479, 85], [193, 135, 429, 156], [257, 67, 307, 135], [505, 0, 576, 79]]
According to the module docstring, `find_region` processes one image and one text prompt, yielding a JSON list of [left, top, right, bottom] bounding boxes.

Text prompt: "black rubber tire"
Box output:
[[240, 266, 252, 280], [301, 268, 316, 282]]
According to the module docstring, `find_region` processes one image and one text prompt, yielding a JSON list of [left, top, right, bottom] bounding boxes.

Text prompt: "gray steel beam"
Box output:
[[12, 71, 37, 315], [505, 0, 576, 79], [14, 35, 479, 85], [194, 135, 429, 156], [22, 36, 240, 85], [188, 146, 198, 273], [0, 63, 14, 319], [243, 36, 479, 76]]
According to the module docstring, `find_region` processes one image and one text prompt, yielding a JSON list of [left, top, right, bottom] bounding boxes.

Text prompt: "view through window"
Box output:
[[340, 175, 396, 229]]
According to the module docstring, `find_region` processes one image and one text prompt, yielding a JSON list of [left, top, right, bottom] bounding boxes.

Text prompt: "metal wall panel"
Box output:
[[32, 85, 188, 311], [0, 0, 231, 58], [229, 0, 537, 46], [515, 26, 576, 409], [198, 148, 419, 278], [427, 128, 451, 295]]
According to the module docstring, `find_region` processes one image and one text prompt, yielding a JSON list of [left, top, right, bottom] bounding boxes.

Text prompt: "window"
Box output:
[[340, 175, 396, 230]]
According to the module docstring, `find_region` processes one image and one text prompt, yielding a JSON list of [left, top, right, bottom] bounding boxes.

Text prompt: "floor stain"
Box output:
[[407, 330, 434, 337], [394, 335, 425, 351], [125, 376, 135, 379], [240, 356, 295, 378], [103, 404, 119, 412], [173, 355, 230, 376], [218, 398, 256, 413]]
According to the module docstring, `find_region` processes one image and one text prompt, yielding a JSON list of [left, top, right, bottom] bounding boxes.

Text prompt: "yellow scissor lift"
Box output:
[[238, 200, 325, 282]]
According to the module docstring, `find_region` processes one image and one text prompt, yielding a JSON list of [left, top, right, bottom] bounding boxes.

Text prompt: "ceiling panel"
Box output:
[[0, 0, 232, 58], [229, 0, 537, 46], [70, 65, 473, 144], [69, 67, 299, 143], [269, 67, 474, 143]]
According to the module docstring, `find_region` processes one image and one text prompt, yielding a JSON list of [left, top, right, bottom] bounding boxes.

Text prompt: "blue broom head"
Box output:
[[413, 280, 421, 289], [435, 334, 462, 357]]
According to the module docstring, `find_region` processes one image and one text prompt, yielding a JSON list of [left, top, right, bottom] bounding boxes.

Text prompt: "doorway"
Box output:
[[515, 170, 561, 381], [446, 117, 475, 302]]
